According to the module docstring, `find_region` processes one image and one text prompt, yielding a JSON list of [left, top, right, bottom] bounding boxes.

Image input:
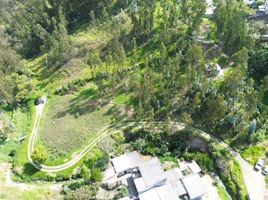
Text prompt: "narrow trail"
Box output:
[[27, 100, 267, 199]]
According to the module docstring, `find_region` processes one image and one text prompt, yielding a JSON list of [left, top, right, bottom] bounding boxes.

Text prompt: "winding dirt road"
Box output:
[[27, 100, 267, 199]]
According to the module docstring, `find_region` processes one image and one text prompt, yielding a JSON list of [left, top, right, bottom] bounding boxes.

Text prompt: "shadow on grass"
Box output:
[[53, 88, 110, 119], [229, 134, 249, 150], [23, 163, 40, 176]]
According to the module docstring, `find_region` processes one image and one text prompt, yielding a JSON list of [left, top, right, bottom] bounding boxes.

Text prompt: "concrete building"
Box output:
[[139, 184, 180, 200], [188, 160, 202, 174], [108, 152, 208, 200], [111, 151, 141, 176], [182, 174, 208, 200]]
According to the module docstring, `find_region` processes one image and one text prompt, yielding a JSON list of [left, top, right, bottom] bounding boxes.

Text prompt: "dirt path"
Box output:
[[27, 100, 267, 199]]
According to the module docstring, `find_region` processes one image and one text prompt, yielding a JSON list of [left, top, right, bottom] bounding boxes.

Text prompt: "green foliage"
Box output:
[[184, 151, 215, 172], [210, 143, 247, 200], [241, 145, 266, 165], [31, 145, 48, 164], [113, 186, 128, 200], [214, 0, 253, 54], [91, 168, 103, 183], [248, 44, 268, 82], [216, 183, 232, 200], [80, 165, 91, 181], [64, 184, 98, 200]]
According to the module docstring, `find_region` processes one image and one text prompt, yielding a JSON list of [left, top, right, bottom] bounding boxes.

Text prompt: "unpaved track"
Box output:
[[27, 101, 267, 199]]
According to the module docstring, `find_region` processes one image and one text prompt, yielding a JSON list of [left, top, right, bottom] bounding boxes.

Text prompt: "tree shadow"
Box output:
[[23, 163, 40, 176], [53, 88, 110, 119]]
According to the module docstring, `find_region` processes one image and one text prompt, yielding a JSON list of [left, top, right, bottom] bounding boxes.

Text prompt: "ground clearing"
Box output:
[[39, 86, 112, 164]]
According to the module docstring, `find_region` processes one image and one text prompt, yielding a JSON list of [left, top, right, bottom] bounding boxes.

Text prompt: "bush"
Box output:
[[184, 151, 215, 172], [31, 145, 48, 164], [64, 184, 98, 200], [64, 180, 85, 191], [210, 143, 247, 200], [241, 145, 266, 165], [91, 168, 103, 183], [113, 186, 128, 200]]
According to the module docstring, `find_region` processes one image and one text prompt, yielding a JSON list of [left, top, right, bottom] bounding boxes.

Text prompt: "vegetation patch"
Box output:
[[216, 183, 232, 200], [241, 145, 266, 165], [39, 87, 111, 164]]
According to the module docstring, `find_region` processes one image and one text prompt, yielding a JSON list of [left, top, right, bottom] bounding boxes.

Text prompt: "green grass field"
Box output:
[[39, 85, 112, 164]]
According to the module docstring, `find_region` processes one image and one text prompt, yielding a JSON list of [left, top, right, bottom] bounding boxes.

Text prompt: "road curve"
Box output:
[[27, 102, 267, 199]]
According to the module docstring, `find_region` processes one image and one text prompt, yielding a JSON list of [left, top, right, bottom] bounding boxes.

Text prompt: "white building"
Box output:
[[181, 174, 208, 200], [109, 152, 208, 200], [111, 151, 141, 176]]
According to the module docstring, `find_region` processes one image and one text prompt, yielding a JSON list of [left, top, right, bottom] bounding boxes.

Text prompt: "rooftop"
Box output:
[[165, 168, 187, 196], [181, 174, 207, 200], [188, 161, 202, 174], [139, 184, 181, 200], [138, 158, 167, 188], [111, 151, 141, 174]]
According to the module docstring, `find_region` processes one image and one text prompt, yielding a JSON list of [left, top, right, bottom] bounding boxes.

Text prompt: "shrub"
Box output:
[[31, 145, 48, 164], [184, 151, 215, 172], [64, 184, 98, 200], [91, 168, 103, 183], [210, 143, 247, 200], [241, 145, 266, 165]]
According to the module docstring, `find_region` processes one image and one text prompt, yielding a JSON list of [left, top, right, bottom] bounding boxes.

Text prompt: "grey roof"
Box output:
[[165, 168, 184, 182], [181, 174, 207, 200], [165, 168, 187, 196], [138, 158, 167, 188], [134, 177, 147, 193], [188, 161, 201, 174], [111, 154, 131, 174], [111, 151, 141, 174], [139, 184, 181, 200], [126, 151, 141, 167]]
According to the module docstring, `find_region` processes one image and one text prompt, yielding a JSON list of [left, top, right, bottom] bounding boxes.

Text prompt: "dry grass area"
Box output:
[[39, 86, 112, 163]]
